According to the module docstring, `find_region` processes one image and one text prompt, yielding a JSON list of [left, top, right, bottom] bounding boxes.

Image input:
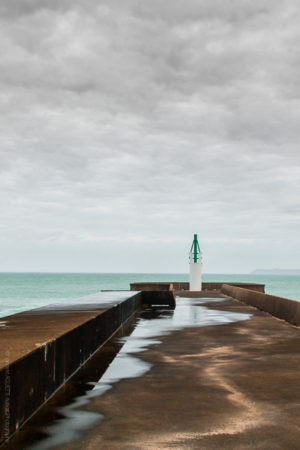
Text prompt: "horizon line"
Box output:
[[0, 271, 282, 275]]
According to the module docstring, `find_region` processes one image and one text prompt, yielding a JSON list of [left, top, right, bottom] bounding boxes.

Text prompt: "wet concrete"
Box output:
[[2, 293, 251, 449], [2, 313, 141, 450], [0, 291, 143, 445], [53, 293, 300, 449], [222, 283, 300, 326], [131, 282, 265, 293], [0, 291, 140, 370], [4, 292, 300, 449], [2, 293, 249, 449]]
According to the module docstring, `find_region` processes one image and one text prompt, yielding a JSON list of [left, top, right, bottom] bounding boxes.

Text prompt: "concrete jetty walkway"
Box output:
[[0, 292, 139, 371], [0, 289, 175, 446], [58, 292, 300, 450], [0, 291, 143, 445]]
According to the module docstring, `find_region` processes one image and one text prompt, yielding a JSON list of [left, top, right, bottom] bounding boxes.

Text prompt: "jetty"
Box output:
[[2, 282, 300, 448]]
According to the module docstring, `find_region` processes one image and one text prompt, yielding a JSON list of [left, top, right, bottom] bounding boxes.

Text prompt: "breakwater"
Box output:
[[130, 281, 265, 292], [0, 290, 175, 446], [3, 281, 300, 448]]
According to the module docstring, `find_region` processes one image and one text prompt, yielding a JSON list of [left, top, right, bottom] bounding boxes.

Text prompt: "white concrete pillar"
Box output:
[[189, 234, 202, 291]]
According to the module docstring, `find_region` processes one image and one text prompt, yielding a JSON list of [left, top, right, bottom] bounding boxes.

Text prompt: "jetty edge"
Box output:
[[221, 283, 300, 325], [0, 290, 175, 446], [130, 281, 265, 292]]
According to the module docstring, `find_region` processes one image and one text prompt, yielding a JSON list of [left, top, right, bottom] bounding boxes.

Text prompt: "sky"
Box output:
[[0, 0, 300, 273]]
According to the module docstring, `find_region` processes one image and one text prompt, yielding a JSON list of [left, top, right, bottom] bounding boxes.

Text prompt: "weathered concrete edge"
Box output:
[[0, 290, 176, 446], [130, 282, 265, 293], [0, 293, 142, 446], [221, 284, 300, 326], [141, 290, 176, 307]]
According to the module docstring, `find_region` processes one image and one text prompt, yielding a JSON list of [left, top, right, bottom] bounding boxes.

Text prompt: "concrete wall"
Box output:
[[131, 282, 265, 293], [170, 282, 189, 290], [175, 282, 265, 292], [142, 291, 176, 308], [130, 282, 173, 291], [221, 284, 300, 326], [0, 293, 142, 446], [0, 290, 177, 445], [203, 282, 265, 293]]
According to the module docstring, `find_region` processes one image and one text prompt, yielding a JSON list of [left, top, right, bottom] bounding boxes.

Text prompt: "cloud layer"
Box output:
[[1, 0, 300, 272]]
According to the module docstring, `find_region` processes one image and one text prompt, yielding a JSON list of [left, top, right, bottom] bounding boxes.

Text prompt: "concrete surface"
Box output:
[[130, 282, 265, 292], [222, 283, 300, 326], [0, 291, 142, 445], [130, 282, 173, 291], [55, 292, 300, 450], [0, 292, 142, 371]]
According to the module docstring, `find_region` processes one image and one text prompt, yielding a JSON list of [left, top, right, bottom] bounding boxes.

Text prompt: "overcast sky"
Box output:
[[0, 0, 300, 273]]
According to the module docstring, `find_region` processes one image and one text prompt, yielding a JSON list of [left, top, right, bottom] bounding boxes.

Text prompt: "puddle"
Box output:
[[117, 297, 250, 353], [5, 297, 251, 449]]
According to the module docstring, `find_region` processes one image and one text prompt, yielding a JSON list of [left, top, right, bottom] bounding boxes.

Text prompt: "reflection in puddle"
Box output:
[[6, 297, 251, 449]]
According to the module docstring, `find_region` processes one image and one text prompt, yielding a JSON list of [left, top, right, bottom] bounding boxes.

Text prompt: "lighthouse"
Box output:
[[189, 234, 202, 291]]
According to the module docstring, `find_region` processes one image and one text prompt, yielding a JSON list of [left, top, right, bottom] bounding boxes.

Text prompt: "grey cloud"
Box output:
[[0, 0, 299, 272]]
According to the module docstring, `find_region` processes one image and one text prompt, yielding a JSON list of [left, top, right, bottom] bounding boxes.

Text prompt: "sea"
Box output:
[[0, 272, 300, 319]]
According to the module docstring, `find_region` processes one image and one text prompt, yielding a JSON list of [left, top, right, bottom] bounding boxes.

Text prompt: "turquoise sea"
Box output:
[[0, 272, 300, 319]]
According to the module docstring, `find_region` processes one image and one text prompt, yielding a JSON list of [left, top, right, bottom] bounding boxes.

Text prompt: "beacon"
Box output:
[[189, 234, 202, 291]]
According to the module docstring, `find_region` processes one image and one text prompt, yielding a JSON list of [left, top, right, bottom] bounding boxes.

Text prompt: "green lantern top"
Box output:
[[189, 234, 201, 263]]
